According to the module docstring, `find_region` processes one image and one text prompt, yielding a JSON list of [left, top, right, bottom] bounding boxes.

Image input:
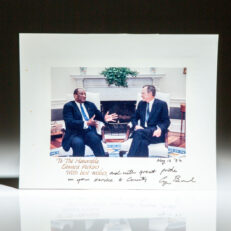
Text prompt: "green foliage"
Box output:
[[100, 67, 138, 87]]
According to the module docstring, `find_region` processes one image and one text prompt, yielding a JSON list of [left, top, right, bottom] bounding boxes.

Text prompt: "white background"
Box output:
[[19, 34, 218, 189]]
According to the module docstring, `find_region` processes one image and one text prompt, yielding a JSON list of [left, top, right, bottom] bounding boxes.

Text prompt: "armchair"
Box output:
[[50, 92, 107, 157], [120, 92, 170, 158]]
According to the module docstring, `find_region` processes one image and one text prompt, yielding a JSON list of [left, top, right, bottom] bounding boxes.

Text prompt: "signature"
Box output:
[[159, 176, 171, 187], [173, 175, 196, 183]]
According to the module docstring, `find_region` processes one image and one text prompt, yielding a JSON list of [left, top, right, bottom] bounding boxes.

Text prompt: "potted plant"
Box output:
[[100, 67, 138, 87]]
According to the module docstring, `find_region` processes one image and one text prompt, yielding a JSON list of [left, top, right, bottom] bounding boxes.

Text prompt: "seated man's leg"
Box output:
[[136, 138, 149, 157], [84, 130, 106, 157], [127, 129, 150, 157], [150, 131, 166, 144], [71, 136, 85, 157]]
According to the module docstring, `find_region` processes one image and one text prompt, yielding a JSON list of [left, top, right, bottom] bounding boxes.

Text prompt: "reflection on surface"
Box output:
[[17, 190, 215, 231], [0, 188, 220, 231], [0, 188, 20, 231], [51, 218, 186, 231]]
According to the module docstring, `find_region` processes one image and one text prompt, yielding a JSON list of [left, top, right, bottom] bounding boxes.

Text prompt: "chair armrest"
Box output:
[[101, 125, 106, 143], [165, 130, 169, 148], [124, 124, 131, 141], [61, 128, 66, 133]]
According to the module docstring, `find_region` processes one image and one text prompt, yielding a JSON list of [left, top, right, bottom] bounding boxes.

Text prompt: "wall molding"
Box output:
[[70, 74, 165, 90]]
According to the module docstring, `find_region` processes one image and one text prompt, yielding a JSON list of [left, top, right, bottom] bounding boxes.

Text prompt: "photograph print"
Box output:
[[50, 67, 186, 158]]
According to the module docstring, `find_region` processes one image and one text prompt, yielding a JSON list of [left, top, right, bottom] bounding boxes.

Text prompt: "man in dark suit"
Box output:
[[62, 88, 118, 157], [127, 85, 170, 157]]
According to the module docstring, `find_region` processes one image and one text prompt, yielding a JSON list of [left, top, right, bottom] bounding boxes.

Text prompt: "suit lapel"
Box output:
[[72, 101, 81, 116], [72, 101, 93, 120], [138, 102, 146, 127], [84, 102, 93, 118]]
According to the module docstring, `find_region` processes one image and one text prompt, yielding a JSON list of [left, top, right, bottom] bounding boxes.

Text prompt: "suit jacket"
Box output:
[[62, 100, 105, 151], [131, 98, 170, 142]]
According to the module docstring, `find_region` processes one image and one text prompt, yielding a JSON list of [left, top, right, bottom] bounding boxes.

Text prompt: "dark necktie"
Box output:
[[145, 102, 150, 122]]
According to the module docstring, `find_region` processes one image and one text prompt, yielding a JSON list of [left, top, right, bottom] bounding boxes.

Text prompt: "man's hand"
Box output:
[[104, 111, 118, 122], [135, 125, 144, 131], [87, 115, 98, 127], [153, 128, 162, 137]]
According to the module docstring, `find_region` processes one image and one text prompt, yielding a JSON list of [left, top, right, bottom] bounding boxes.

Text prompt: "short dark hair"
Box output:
[[143, 85, 156, 96], [73, 88, 84, 95]]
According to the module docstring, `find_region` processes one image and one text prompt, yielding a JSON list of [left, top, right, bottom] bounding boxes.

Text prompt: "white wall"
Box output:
[[51, 67, 186, 103], [51, 67, 79, 100], [157, 67, 186, 100]]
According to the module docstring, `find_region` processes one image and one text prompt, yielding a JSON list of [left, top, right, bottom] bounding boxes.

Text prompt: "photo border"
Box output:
[[19, 34, 218, 189]]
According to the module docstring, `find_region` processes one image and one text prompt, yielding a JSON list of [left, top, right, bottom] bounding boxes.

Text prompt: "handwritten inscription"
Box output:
[[139, 170, 156, 175], [92, 169, 107, 175], [76, 178, 90, 184], [109, 171, 121, 175], [127, 176, 147, 183], [173, 175, 196, 183], [123, 169, 136, 175], [62, 164, 79, 169], [55, 157, 196, 187], [159, 175, 196, 187], [160, 166, 177, 175], [94, 178, 113, 182], [159, 176, 171, 187], [56, 158, 99, 164], [66, 170, 79, 175]]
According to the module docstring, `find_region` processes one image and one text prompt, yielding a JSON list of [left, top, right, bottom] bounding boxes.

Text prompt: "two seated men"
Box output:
[[62, 85, 170, 157]]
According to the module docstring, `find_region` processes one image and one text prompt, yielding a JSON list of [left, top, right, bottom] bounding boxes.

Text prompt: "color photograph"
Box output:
[[50, 67, 186, 158]]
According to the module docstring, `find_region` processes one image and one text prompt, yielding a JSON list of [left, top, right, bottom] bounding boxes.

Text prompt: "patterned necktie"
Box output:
[[146, 102, 150, 122], [80, 103, 91, 130]]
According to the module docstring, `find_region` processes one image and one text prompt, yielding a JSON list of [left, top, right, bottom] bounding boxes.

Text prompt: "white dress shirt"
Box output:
[[145, 98, 155, 127]]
